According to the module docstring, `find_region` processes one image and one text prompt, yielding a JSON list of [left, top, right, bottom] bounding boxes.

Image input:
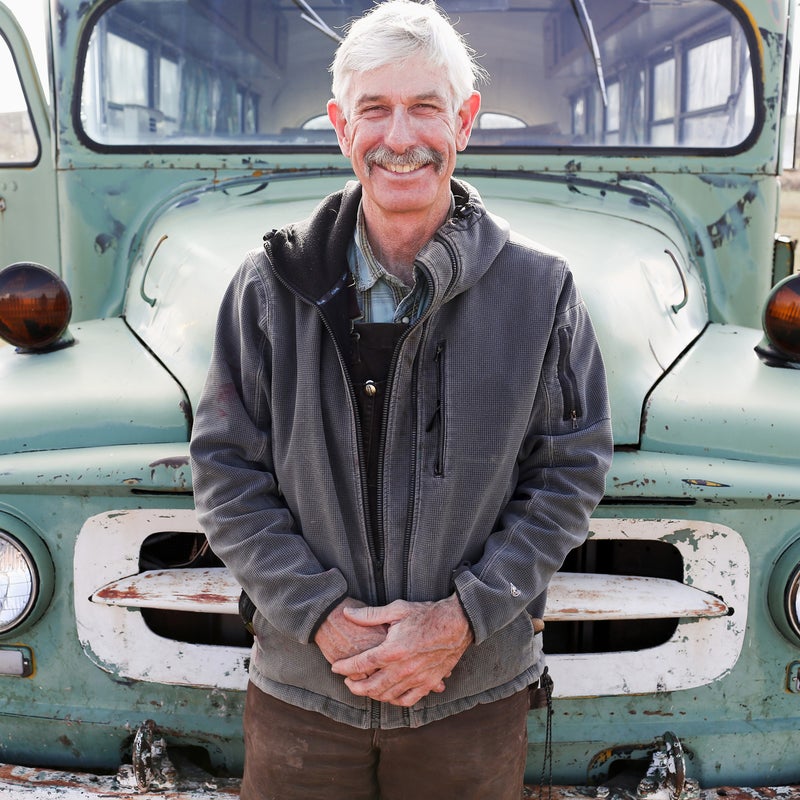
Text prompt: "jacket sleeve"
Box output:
[[453, 265, 613, 645], [189, 252, 348, 644]]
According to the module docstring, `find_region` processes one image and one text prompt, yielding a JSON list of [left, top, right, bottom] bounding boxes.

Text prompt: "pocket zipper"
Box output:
[[557, 327, 583, 429]]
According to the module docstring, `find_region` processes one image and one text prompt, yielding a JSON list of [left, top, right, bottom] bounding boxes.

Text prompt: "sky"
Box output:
[[1, 0, 47, 108], [4, 0, 45, 43]]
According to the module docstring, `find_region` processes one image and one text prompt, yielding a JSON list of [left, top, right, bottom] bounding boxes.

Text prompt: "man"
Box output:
[[189, 1, 613, 797]]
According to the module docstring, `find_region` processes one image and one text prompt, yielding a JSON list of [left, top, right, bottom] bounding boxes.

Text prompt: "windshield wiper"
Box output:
[[291, 0, 342, 43], [570, 0, 608, 107]]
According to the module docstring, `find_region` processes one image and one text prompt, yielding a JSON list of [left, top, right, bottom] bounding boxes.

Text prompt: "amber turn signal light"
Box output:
[[0, 263, 72, 350], [757, 273, 800, 367]]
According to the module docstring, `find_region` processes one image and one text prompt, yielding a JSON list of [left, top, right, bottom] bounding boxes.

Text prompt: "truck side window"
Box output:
[[0, 34, 38, 164]]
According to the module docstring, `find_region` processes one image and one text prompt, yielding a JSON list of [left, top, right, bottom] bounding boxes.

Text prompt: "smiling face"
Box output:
[[328, 56, 480, 228]]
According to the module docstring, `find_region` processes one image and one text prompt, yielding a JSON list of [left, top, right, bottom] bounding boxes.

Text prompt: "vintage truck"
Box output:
[[0, 0, 799, 797]]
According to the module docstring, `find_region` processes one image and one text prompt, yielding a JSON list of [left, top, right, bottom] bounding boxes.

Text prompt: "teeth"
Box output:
[[387, 163, 423, 173]]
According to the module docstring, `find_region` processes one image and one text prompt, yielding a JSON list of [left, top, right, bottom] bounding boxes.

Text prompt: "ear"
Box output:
[[327, 99, 351, 158], [455, 91, 481, 152]]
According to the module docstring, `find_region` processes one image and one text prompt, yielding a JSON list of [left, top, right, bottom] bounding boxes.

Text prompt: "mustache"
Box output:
[[364, 144, 446, 174]]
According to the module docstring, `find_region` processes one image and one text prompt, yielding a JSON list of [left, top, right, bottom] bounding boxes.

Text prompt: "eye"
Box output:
[[359, 105, 389, 118]]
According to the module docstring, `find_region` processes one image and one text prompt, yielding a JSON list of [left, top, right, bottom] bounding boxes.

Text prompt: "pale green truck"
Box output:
[[0, 0, 799, 797]]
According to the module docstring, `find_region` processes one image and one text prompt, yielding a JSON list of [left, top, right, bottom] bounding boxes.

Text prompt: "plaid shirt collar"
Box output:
[[348, 198, 453, 324]]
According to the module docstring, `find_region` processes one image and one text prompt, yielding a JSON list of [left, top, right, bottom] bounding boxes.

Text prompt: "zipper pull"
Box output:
[[571, 409, 578, 429]]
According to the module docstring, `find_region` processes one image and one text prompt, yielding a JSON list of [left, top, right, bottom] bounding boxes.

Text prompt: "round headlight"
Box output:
[[768, 540, 800, 646], [0, 531, 38, 634]]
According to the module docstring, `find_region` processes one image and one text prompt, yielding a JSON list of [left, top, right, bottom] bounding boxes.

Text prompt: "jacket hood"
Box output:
[[265, 178, 511, 313], [417, 180, 512, 309]]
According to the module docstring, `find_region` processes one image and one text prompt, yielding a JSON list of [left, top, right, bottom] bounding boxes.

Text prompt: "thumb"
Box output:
[[343, 600, 407, 627]]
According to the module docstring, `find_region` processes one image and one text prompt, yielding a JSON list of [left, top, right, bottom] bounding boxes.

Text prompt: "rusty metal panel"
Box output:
[[91, 567, 729, 621], [93, 567, 239, 615], [544, 573, 728, 620]]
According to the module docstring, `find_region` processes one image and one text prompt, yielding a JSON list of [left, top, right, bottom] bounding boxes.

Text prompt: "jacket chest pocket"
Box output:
[[425, 340, 447, 477]]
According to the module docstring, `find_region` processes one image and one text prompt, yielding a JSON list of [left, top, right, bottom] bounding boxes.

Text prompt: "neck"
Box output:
[[362, 198, 451, 285]]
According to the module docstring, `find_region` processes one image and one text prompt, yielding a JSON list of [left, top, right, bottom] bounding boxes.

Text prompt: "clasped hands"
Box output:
[[314, 594, 473, 708]]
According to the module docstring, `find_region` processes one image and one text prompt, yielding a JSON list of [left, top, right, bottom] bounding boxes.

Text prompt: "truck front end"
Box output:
[[0, 0, 799, 796]]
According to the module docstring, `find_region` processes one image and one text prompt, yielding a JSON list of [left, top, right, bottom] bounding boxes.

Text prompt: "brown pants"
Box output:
[[240, 682, 529, 800]]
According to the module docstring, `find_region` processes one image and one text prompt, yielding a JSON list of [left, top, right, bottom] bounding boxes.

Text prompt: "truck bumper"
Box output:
[[1, 765, 798, 800], [0, 762, 239, 798], [1, 726, 798, 800]]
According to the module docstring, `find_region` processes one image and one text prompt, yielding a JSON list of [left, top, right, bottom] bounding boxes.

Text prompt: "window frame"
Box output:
[[0, 28, 41, 167], [72, 0, 765, 157]]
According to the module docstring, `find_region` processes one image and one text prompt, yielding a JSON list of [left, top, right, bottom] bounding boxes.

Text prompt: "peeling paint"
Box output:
[[94, 233, 115, 254], [706, 189, 759, 249]]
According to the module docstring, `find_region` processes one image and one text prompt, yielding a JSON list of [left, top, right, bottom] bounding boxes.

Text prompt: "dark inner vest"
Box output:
[[349, 321, 406, 537]]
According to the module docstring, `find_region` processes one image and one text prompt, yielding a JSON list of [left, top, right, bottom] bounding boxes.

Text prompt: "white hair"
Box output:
[[330, 0, 485, 117]]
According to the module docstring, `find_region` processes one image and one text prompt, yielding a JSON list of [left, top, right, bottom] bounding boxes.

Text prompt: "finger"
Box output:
[[331, 647, 384, 677], [344, 666, 442, 703], [387, 684, 433, 707], [342, 601, 407, 628], [342, 672, 386, 697], [343, 672, 405, 701]]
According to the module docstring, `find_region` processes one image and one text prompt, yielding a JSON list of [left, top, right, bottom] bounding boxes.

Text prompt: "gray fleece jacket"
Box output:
[[189, 179, 613, 729]]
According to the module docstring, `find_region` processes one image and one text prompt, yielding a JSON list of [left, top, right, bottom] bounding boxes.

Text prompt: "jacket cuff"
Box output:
[[307, 591, 349, 643], [453, 567, 526, 646]]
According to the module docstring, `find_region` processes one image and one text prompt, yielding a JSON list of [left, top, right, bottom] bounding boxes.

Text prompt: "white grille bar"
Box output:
[[91, 568, 729, 621]]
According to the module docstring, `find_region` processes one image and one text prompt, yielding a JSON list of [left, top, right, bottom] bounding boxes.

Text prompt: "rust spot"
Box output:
[[683, 479, 730, 488], [710, 789, 800, 800], [95, 585, 143, 602], [182, 592, 230, 605]]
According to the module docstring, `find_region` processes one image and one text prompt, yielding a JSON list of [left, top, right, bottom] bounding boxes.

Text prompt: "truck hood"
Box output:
[[125, 172, 709, 445], [642, 324, 800, 464], [0, 319, 190, 456]]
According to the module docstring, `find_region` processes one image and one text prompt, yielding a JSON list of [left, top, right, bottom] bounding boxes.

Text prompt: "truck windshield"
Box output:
[[78, 0, 757, 152]]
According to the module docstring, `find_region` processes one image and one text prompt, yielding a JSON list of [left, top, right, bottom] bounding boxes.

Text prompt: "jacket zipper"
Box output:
[[262, 247, 382, 588], [401, 344, 423, 600], [374, 320, 420, 731], [265, 250, 387, 730], [374, 325, 416, 601], [557, 326, 583, 428], [426, 340, 447, 476], [266, 238, 446, 728]]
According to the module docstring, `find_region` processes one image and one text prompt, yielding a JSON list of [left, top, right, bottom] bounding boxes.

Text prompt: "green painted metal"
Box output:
[[642, 324, 800, 462], [0, 0, 798, 795], [0, 2, 59, 271], [0, 319, 190, 456], [123, 171, 706, 445]]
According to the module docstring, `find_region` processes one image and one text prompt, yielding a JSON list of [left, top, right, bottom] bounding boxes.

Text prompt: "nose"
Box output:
[[383, 107, 417, 152]]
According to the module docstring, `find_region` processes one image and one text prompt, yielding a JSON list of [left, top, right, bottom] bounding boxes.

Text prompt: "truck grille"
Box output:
[[75, 511, 747, 696]]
